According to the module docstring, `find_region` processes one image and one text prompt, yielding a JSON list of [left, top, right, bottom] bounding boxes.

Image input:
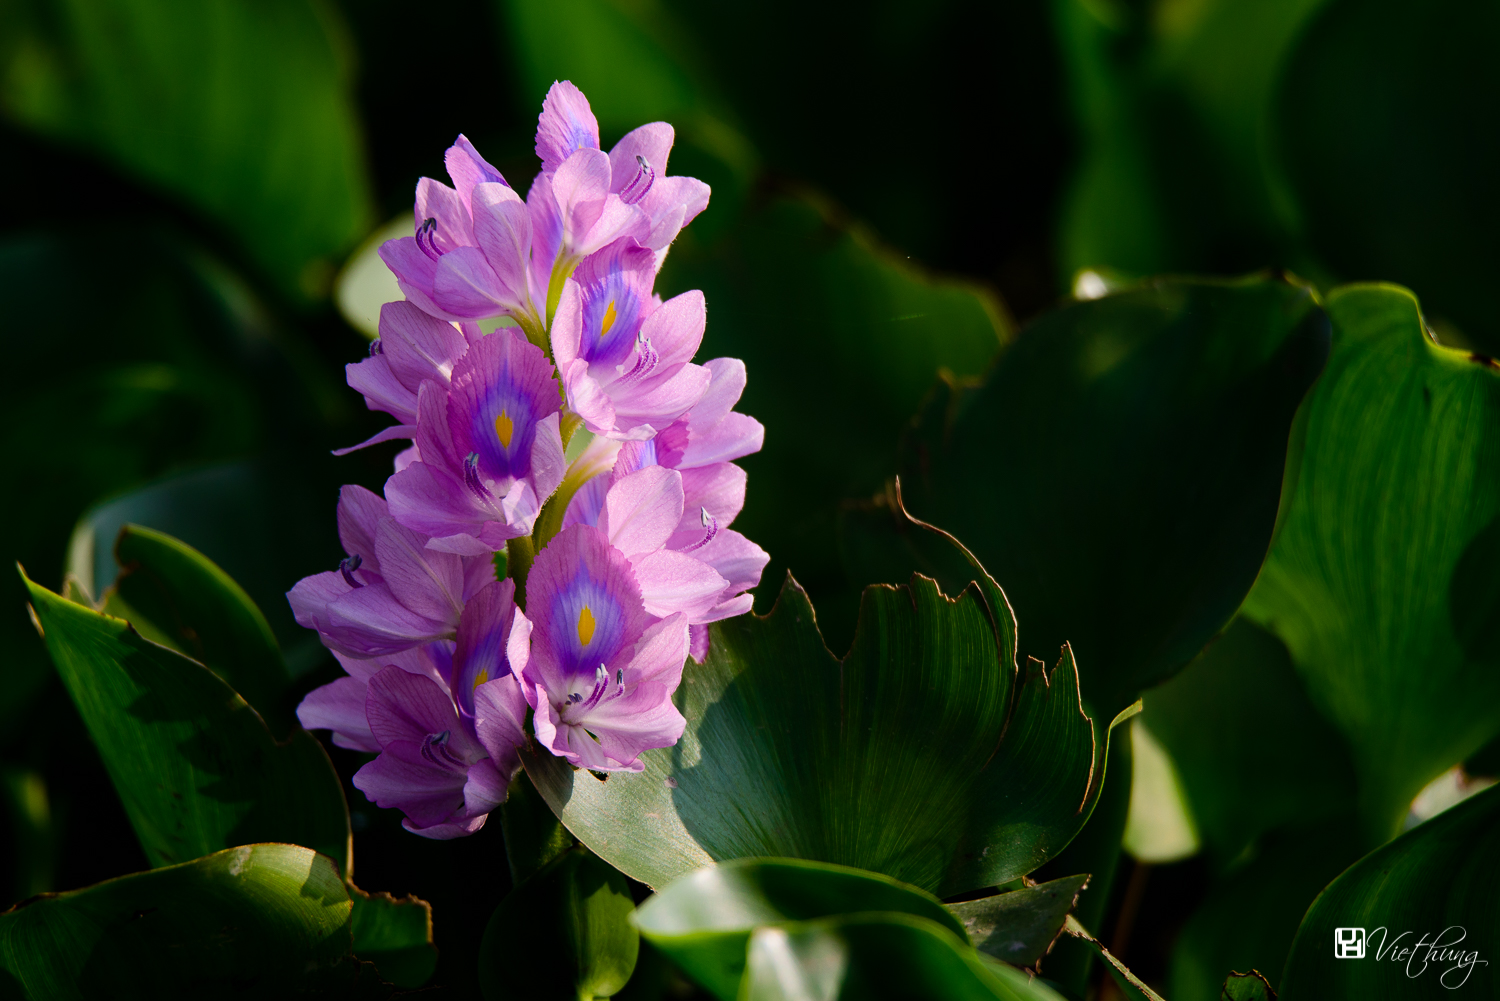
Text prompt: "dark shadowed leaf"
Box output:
[[1166, 818, 1360, 1001], [948, 875, 1089, 968], [1143, 618, 1356, 866], [109, 524, 294, 737], [0, 843, 381, 1000], [478, 847, 637, 1001], [0, 0, 375, 298], [348, 888, 436, 990], [21, 569, 349, 871], [634, 858, 965, 999], [1243, 284, 1500, 840], [662, 195, 1008, 649], [523, 519, 1112, 898], [892, 275, 1329, 716], [1279, 784, 1500, 998], [1221, 970, 1277, 1000], [1277, 0, 1500, 353]]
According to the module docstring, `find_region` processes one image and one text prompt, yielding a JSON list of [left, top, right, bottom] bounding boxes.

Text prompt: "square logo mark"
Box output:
[[1335, 927, 1366, 959]]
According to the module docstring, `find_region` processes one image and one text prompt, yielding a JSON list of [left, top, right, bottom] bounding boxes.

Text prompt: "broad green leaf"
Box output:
[[523, 545, 1103, 897], [662, 194, 1008, 648], [894, 275, 1329, 715], [500, 772, 575, 886], [110, 524, 294, 737], [1242, 284, 1500, 840], [1166, 817, 1360, 1001], [1277, 0, 1500, 353], [478, 847, 638, 1001], [1279, 784, 1500, 998], [634, 858, 965, 999], [348, 888, 437, 990], [739, 915, 1067, 1001], [0, 0, 375, 299], [69, 459, 347, 678], [21, 569, 350, 871], [1221, 971, 1276, 1001], [1143, 618, 1356, 866], [0, 843, 375, 1000], [947, 875, 1089, 968]]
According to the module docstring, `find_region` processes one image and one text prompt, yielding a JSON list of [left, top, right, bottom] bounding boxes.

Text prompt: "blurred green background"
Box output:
[[2, 0, 1495, 997]]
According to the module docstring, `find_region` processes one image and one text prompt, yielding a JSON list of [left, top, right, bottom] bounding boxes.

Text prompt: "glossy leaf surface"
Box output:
[[1243, 284, 1500, 839], [740, 915, 1067, 1001], [0, 843, 372, 1000], [1280, 784, 1500, 998], [111, 524, 294, 737], [1221, 971, 1277, 1001], [22, 570, 349, 871], [948, 875, 1089, 968], [895, 276, 1329, 715], [524, 530, 1101, 896], [635, 858, 965, 999], [478, 847, 638, 1001], [1, 0, 374, 297]]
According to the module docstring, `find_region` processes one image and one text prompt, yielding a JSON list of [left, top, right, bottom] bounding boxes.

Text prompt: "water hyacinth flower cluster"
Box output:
[[290, 83, 767, 839]]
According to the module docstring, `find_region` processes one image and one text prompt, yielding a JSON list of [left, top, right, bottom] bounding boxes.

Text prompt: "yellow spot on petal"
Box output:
[[473, 669, 489, 689], [494, 409, 514, 449], [577, 606, 596, 647], [601, 300, 617, 337]]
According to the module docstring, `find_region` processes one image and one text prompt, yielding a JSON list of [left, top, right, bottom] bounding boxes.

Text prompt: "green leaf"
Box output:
[[20, 569, 350, 872], [0, 0, 375, 299], [1242, 283, 1500, 840], [523, 530, 1105, 896], [1221, 970, 1277, 1001], [109, 524, 294, 737], [1279, 784, 1500, 998], [946, 875, 1089, 968], [1277, 0, 1500, 353], [662, 194, 1007, 649], [1166, 817, 1360, 1001], [69, 459, 346, 679], [0, 843, 377, 1000], [348, 888, 436, 990], [634, 858, 965, 999], [478, 847, 638, 1001], [1143, 618, 1356, 865], [500, 772, 575, 886], [892, 275, 1329, 716], [739, 914, 1068, 1001]]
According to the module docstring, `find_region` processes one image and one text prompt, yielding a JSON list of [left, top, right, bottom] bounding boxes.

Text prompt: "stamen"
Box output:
[[339, 554, 365, 588], [420, 729, 462, 767], [463, 452, 493, 501], [682, 508, 719, 553], [620, 334, 659, 384], [368, 338, 383, 357], [416, 218, 442, 261], [619, 154, 655, 206]]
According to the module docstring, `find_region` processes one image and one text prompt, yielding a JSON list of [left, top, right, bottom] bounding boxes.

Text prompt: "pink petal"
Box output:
[[601, 466, 685, 559], [535, 81, 600, 173], [630, 549, 728, 620]]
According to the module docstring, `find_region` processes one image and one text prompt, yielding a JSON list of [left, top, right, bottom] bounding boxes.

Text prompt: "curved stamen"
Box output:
[[682, 507, 719, 553], [463, 452, 493, 501], [416, 218, 442, 261], [619, 154, 655, 206], [619, 333, 659, 384], [368, 338, 383, 357], [420, 729, 465, 768], [339, 554, 365, 588]]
